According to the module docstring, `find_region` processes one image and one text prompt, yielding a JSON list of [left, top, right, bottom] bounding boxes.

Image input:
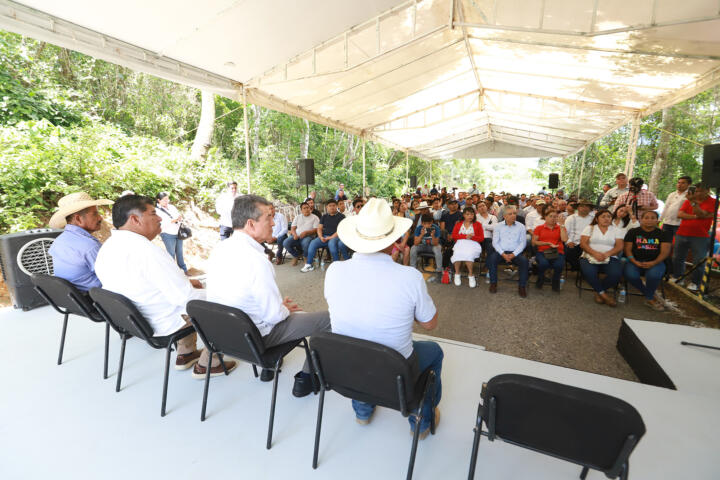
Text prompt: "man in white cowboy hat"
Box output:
[[325, 198, 442, 438], [48, 192, 113, 292]]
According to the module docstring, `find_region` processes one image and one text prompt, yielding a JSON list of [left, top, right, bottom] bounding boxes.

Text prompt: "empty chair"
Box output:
[[32, 274, 110, 378], [309, 332, 437, 480], [468, 374, 646, 480], [186, 299, 314, 449], [89, 287, 195, 417]]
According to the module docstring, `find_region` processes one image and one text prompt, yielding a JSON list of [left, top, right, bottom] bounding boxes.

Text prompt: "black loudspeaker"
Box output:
[[410, 176, 418, 189], [0, 228, 62, 310], [298, 158, 315, 185], [548, 173, 559, 190], [702, 144, 720, 187]]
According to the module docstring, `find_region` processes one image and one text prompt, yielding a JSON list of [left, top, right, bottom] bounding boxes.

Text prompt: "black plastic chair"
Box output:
[[309, 332, 436, 480], [468, 374, 646, 480], [89, 287, 196, 417], [32, 274, 110, 378], [186, 300, 314, 449]]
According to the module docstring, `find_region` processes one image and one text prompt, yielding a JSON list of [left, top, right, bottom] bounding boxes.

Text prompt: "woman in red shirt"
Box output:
[[532, 208, 568, 291], [450, 207, 485, 288]]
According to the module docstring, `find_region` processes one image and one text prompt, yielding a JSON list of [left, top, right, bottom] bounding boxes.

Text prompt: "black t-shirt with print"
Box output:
[[624, 227, 671, 263]]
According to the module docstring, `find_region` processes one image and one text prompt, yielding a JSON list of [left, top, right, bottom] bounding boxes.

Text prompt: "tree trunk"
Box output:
[[59, 48, 74, 82], [191, 90, 215, 160], [648, 108, 673, 194], [252, 105, 262, 160], [301, 119, 310, 158]]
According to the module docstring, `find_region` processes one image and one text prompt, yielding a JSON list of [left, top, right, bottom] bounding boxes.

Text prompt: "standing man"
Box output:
[[486, 206, 529, 297], [614, 177, 658, 217], [269, 204, 288, 265], [597, 184, 611, 207], [325, 199, 442, 436], [468, 183, 479, 195], [335, 184, 347, 202], [600, 173, 629, 211], [48, 192, 113, 292], [671, 183, 716, 291], [215, 181, 238, 240], [660, 175, 692, 239], [206, 195, 330, 392]]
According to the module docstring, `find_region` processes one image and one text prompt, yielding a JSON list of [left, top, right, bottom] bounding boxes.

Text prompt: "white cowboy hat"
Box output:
[[49, 192, 114, 229], [337, 198, 412, 253], [417, 201, 430, 209]]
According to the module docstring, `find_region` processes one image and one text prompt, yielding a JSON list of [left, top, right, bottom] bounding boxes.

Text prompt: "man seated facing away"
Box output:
[[302, 199, 349, 272], [268, 204, 288, 264], [283, 201, 319, 266], [564, 199, 594, 271], [325, 198, 442, 437], [206, 195, 330, 394], [486, 206, 529, 297], [409, 214, 443, 272], [48, 192, 113, 292], [95, 195, 235, 377]]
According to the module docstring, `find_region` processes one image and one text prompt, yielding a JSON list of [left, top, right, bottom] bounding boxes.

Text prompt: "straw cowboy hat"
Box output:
[[416, 201, 430, 209], [337, 198, 412, 253], [49, 192, 114, 229]]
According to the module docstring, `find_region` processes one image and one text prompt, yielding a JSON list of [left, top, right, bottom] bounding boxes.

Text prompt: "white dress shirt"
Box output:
[[206, 231, 289, 336], [324, 252, 436, 359], [215, 191, 237, 227], [272, 212, 288, 238], [477, 213, 497, 239], [95, 230, 204, 336], [524, 210, 542, 232], [565, 213, 593, 244], [660, 190, 688, 226], [157, 204, 181, 235]]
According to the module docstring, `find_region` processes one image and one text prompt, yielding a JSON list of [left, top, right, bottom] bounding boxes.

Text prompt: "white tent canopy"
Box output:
[[2, 0, 720, 161]]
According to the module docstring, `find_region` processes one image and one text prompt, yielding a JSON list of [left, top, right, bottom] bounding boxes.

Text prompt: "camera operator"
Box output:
[[614, 177, 658, 218]]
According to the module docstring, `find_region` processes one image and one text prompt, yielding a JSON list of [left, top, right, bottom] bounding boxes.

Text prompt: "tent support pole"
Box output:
[[576, 147, 587, 196], [362, 138, 366, 197], [406, 150, 410, 192], [625, 114, 641, 178], [243, 87, 251, 194]]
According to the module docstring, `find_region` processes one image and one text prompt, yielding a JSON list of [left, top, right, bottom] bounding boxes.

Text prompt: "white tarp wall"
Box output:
[[2, 0, 720, 160]]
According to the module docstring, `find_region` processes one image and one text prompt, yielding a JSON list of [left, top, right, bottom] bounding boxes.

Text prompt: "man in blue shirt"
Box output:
[[48, 192, 113, 291], [486, 206, 529, 297], [409, 214, 442, 272]]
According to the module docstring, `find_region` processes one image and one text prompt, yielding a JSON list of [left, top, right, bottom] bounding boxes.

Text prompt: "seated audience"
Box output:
[[269, 204, 288, 264], [337, 199, 347, 214], [283, 202, 319, 266], [349, 197, 364, 216], [431, 197, 444, 221], [410, 214, 442, 272], [48, 192, 113, 292], [95, 195, 235, 377], [306, 197, 322, 219], [611, 205, 639, 238], [532, 208, 567, 291], [302, 199, 349, 272], [476, 200, 497, 258], [524, 200, 545, 233], [206, 194, 330, 393], [392, 208, 411, 265], [564, 199, 594, 271], [579, 209, 624, 307], [624, 211, 671, 311], [450, 207, 484, 288], [325, 199, 442, 436], [486, 206, 529, 297]]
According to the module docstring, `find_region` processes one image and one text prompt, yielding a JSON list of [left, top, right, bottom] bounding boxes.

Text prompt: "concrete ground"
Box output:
[[274, 260, 713, 382]]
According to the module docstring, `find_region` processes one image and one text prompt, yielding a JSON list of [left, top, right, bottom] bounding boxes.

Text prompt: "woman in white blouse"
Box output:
[[611, 205, 639, 238], [477, 200, 497, 258], [579, 209, 624, 306], [156, 192, 189, 275]]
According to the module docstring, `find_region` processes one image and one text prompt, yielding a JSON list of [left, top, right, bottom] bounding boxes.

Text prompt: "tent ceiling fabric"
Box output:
[[3, 0, 720, 160]]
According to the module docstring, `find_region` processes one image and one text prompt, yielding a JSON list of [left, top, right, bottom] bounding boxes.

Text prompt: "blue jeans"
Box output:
[[283, 235, 314, 258], [536, 251, 565, 282], [307, 236, 349, 264], [673, 235, 709, 285], [486, 251, 529, 287], [579, 257, 622, 294], [352, 341, 443, 432], [624, 262, 666, 300], [273, 233, 288, 257], [160, 233, 187, 272]]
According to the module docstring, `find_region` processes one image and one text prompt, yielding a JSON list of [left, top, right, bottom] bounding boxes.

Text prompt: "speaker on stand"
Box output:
[[410, 175, 417, 190], [548, 173, 559, 190], [298, 158, 315, 199]]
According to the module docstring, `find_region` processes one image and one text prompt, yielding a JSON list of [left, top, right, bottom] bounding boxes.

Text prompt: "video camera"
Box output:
[[628, 177, 644, 194]]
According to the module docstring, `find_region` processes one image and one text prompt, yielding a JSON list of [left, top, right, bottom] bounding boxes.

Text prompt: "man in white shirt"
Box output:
[[283, 202, 319, 266], [660, 175, 692, 239], [215, 181, 238, 240], [524, 200, 545, 234], [564, 199, 594, 271], [206, 195, 330, 395], [325, 198, 442, 437], [268, 204, 288, 264], [468, 183, 479, 195], [95, 195, 236, 378], [600, 173, 629, 211]]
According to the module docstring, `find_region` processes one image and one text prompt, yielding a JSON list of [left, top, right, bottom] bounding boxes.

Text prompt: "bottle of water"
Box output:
[[559, 278, 565, 290], [485, 272, 490, 284], [320, 258, 326, 271], [618, 288, 626, 304]]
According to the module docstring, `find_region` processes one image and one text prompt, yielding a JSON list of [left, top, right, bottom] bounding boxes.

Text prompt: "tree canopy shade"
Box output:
[[2, 0, 719, 161]]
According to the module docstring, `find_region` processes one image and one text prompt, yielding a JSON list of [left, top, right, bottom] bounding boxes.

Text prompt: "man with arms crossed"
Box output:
[[325, 199, 442, 439]]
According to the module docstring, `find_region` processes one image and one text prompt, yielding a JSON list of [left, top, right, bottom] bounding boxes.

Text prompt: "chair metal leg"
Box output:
[[620, 462, 629, 480], [103, 322, 110, 379], [161, 343, 172, 417], [116, 336, 127, 392], [407, 411, 423, 480], [468, 412, 483, 480], [312, 388, 325, 469], [301, 339, 319, 393], [201, 353, 213, 421], [252, 364, 259, 377], [219, 353, 228, 375], [57, 313, 69, 365], [266, 360, 281, 449], [579, 466, 589, 479]]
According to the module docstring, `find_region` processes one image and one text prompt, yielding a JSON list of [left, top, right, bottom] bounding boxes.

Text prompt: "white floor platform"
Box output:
[[2, 306, 719, 480], [624, 319, 720, 398]]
